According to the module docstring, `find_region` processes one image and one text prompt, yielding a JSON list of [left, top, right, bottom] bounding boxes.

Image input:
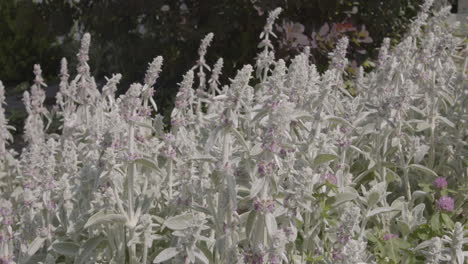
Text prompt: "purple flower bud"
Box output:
[[436, 196, 454, 212], [332, 249, 343, 260], [383, 233, 398, 240], [253, 199, 262, 212], [0, 256, 13, 264], [268, 255, 281, 264], [257, 162, 267, 177], [126, 152, 141, 161], [2, 217, 12, 226], [252, 198, 275, 214], [433, 177, 447, 189], [323, 173, 337, 185]]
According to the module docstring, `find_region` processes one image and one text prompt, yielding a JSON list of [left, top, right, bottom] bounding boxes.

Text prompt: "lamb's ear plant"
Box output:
[[0, 1, 467, 263]]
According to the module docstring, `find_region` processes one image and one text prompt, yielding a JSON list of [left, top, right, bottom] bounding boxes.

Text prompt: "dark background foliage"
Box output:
[[1, 0, 440, 127]]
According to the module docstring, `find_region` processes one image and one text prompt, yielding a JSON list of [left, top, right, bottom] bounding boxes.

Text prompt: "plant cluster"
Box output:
[[0, 1, 467, 264]]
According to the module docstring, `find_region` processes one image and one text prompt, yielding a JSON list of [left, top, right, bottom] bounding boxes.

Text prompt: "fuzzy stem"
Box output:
[[127, 121, 136, 264]]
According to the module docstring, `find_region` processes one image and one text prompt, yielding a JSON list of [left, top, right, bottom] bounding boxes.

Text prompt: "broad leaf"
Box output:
[[332, 192, 358, 206], [313, 154, 338, 167], [84, 211, 127, 228], [27, 237, 46, 257], [153, 247, 179, 263], [408, 164, 438, 177], [164, 213, 194, 230], [366, 207, 399, 218], [75, 235, 105, 264], [51, 242, 79, 256]]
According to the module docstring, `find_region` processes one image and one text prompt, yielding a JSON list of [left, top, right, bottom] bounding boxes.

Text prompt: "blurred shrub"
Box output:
[[0, 0, 71, 87], [1, 0, 427, 117]]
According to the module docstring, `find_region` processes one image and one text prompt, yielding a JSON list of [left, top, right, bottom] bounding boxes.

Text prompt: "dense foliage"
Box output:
[[0, 1, 467, 264], [1, 0, 428, 102]]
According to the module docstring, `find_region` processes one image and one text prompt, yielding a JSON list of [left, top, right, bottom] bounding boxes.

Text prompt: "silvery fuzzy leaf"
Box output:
[[265, 213, 278, 236], [313, 153, 338, 167], [153, 247, 179, 263], [414, 144, 429, 163], [415, 121, 431, 132], [194, 250, 210, 264], [191, 204, 211, 215], [437, 115, 455, 128], [411, 191, 428, 201], [355, 122, 376, 135], [409, 106, 426, 116], [227, 174, 238, 209], [75, 235, 105, 264], [368, 159, 376, 170], [332, 191, 358, 207], [11, 186, 23, 199], [249, 177, 266, 199], [439, 91, 454, 106], [190, 154, 216, 162], [251, 215, 266, 246], [135, 157, 159, 171], [367, 192, 380, 208], [324, 115, 353, 127], [135, 121, 155, 132], [230, 127, 249, 151], [51, 241, 80, 256], [291, 111, 314, 121], [187, 246, 196, 263], [366, 207, 399, 218], [245, 211, 257, 238], [205, 125, 223, 151], [391, 137, 400, 148], [251, 109, 269, 123], [84, 211, 127, 228], [411, 204, 426, 227], [164, 213, 194, 230], [27, 237, 47, 258], [385, 168, 401, 183], [367, 181, 387, 202], [414, 239, 435, 250], [297, 201, 314, 213], [408, 164, 438, 177], [250, 143, 263, 156]]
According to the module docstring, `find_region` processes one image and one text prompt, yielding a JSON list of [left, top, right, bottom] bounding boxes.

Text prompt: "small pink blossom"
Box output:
[[433, 177, 447, 189], [436, 196, 454, 212]]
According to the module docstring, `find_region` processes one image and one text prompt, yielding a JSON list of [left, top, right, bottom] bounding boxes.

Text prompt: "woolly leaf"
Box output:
[[164, 213, 194, 230], [84, 211, 127, 228], [408, 164, 438, 177], [75, 235, 105, 264], [27, 237, 46, 258], [366, 207, 399, 218], [135, 158, 158, 170], [153, 247, 179, 263], [313, 154, 338, 167], [332, 192, 358, 206], [51, 242, 79, 256], [265, 213, 278, 236], [437, 115, 455, 128]]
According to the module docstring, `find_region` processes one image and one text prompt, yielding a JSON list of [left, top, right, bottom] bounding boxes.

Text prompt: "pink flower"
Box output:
[[436, 196, 454, 212], [277, 20, 310, 50], [433, 177, 447, 189]]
